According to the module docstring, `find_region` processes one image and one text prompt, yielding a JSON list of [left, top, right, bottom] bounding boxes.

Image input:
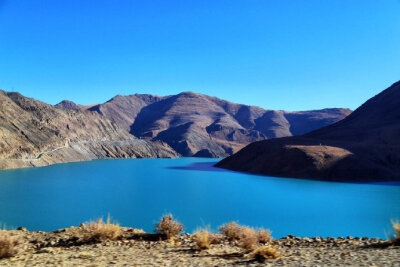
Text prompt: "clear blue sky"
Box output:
[[0, 0, 399, 110]]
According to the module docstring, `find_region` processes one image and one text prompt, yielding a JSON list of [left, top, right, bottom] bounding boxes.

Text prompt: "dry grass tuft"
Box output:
[[238, 226, 258, 251], [392, 221, 400, 242], [219, 223, 273, 250], [155, 214, 184, 239], [209, 233, 224, 244], [81, 215, 121, 242], [219, 222, 241, 240], [193, 229, 211, 250], [251, 245, 281, 262], [0, 231, 22, 259], [257, 229, 272, 244]]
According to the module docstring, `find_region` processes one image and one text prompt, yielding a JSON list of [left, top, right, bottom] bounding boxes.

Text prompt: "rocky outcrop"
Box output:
[[0, 90, 177, 170], [89, 92, 351, 157], [216, 81, 400, 182]]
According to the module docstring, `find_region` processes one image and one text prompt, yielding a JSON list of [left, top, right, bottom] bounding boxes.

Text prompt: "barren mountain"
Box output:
[[0, 89, 351, 170], [87, 94, 164, 131], [216, 81, 400, 182], [0, 90, 177, 170], [89, 92, 351, 157]]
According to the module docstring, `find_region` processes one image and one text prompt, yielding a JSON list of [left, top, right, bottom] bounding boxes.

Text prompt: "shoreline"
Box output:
[[1, 225, 399, 266], [2, 156, 400, 186]]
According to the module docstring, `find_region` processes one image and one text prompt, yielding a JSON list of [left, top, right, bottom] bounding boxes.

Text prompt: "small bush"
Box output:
[[155, 214, 184, 239], [257, 229, 272, 244], [219, 222, 241, 240], [193, 229, 211, 250], [252, 245, 281, 262], [219, 223, 273, 249], [0, 231, 22, 259], [238, 226, 258, 251], [392, 221, 400, 241], [82, 216, 121, 242], [209, 233, 224, 244]]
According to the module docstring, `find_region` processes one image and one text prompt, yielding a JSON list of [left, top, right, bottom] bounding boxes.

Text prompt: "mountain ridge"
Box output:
[[0, 89, 350, 170], [0, 90, 178, 170], [71, 91, 351, 157]]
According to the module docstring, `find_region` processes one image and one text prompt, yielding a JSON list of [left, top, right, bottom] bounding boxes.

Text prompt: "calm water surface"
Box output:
[[0, 158, 399, 238]]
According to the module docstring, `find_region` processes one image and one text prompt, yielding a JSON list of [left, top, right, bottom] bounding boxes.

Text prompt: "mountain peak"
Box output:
[[55, 100, 81, 110]]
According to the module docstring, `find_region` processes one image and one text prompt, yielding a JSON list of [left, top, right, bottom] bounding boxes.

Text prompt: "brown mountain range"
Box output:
[[0, 90, 178, 170], [61, 91, 350, 157], [216, 81, 400, 182], [0, 89, 350, 170]]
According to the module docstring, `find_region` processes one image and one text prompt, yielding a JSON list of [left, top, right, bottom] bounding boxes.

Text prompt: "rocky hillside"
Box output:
[[0, 90, 178, 170], [216, 81, 400, 182], [76, 92, 351, 157]]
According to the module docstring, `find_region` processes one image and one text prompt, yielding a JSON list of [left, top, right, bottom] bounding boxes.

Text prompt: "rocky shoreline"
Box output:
[[1, 225, 399, 266]]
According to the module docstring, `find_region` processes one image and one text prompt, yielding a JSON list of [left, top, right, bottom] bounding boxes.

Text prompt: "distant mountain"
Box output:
[[85, 91, 351, 157], [0, 89, 351, 170], [0, 90, 177, 170], [216, 81, 400, 182]]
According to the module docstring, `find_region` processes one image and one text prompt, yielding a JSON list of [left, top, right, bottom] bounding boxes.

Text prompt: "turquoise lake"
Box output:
[[0, 158, 399, 239]]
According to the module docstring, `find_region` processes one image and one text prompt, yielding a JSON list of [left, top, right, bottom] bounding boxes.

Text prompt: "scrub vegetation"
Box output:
[[81, 216, 121, 242], [155, 214, 184, 239], [0, 231, 22, 259]]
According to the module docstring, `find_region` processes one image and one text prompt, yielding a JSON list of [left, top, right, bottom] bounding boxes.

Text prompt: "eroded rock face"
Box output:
[[89, 91, 351, 157], [0, 90, 177, 170], [217, 81, 400, 182]]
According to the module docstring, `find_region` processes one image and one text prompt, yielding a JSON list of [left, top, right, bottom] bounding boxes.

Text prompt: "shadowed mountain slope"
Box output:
[[89, 91, 350, 157], [216, 81, 400, 182]]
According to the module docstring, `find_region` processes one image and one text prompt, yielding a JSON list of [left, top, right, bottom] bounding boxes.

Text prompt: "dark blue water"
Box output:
[[0, 158, 399, 238]]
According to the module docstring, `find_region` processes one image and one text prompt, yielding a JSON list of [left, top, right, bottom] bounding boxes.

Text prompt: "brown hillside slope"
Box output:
[[216, 81, 400, 182], [0, 90, 177, 170]]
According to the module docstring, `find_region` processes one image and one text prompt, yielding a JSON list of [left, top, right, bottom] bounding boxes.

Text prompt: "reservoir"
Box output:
[[0, 158, 399, 239]]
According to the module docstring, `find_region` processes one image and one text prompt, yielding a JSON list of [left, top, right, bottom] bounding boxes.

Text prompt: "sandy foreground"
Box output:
[[1, 227, 399, 267]]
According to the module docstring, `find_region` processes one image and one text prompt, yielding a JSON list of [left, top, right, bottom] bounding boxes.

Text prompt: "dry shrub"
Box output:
[[392, 221, 400, 241], [82, 216, 121, 242], [219, 222, 274, 252], [219, 222, 241, 240], [0, 231, 22, 259], [155, 214, 184, 239], [252, 245, 281, 262], [238, 226, 258, 251], [193, 229, 211, 250], [257, 229, 272, 244], [209, 233, 224, 244]]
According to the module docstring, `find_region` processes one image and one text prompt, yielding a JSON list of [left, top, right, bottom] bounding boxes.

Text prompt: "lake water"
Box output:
[[0, 158, 399, 239]]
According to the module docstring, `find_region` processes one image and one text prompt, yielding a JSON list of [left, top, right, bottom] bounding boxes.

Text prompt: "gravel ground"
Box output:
[[1, 227, 399, 266]]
